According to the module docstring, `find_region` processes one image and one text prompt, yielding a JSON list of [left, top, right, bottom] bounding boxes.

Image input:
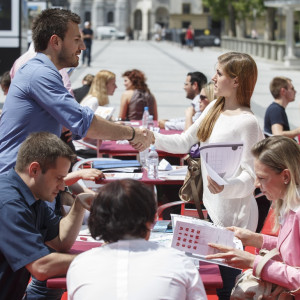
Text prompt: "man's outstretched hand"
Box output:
[[130, 128, 155, 151]]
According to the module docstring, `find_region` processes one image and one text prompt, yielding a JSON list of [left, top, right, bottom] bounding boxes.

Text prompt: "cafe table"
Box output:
[[97, 120, 186, 165], [95, 168, 185, 186], [46, 240, 223, 292]]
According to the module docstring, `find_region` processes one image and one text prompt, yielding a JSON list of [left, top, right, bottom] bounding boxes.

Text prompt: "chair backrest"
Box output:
[[157, 200, 207, 220], [72, 157, 120, 191]]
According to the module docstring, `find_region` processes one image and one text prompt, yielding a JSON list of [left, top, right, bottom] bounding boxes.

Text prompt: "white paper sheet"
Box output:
[[104, 173, 143, 180], [200, 142, 243, 185], [171, 214, 243, 268]]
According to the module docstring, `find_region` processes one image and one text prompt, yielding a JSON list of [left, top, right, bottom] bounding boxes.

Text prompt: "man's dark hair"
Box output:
[[0, 71, 11, 90], [88, 179, 157, 243], [32, 8, 81, 52], [15, 132, 76, 173], [187, 71, 207, 91]]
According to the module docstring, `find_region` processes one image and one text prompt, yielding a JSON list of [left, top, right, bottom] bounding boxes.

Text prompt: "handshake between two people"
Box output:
[[129, 127, 155, 152]]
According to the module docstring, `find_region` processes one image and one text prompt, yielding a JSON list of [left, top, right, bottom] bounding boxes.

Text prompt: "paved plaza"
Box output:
[[3, 40, 300, 129]]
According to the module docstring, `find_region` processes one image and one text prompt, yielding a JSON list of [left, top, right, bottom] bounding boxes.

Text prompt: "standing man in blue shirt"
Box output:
[[0, 8, 150, 174], [0, 132, 94, 300]]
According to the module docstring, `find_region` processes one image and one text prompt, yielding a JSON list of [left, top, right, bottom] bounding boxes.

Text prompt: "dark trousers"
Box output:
[[217, 265, 241, 300], [82, 44, 92, 66]]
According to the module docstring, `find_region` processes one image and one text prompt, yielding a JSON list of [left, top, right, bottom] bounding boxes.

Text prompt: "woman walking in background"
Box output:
[[118, 69, 158, 121]]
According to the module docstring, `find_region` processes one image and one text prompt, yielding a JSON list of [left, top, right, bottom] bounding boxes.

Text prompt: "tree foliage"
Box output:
[[202, 0, 266, 36]]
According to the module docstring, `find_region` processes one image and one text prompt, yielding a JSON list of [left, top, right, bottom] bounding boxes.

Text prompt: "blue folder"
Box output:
[[93, 160, 141, 171]]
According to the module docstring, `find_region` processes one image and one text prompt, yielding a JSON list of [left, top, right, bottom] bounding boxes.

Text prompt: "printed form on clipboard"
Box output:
[[170, 214, 243, 269], [200, 142, 243, 186]]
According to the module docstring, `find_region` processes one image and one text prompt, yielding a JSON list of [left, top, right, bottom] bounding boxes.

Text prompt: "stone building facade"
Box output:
[[69, 0, 212, 40]]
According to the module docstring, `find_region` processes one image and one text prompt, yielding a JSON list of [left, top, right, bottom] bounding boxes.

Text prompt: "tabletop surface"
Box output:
[[46, 240, 223, 290]]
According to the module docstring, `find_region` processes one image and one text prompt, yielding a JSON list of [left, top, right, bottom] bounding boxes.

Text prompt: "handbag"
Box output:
[[231, 248, 300, 300], [178, 154, 204, 219]]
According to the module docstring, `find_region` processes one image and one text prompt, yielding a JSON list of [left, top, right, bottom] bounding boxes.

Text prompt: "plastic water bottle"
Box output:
[[148, 115, 154, 131], [142, 106, 149, 128], [148, 145, 159, 179], [139, 147, 149, 167]]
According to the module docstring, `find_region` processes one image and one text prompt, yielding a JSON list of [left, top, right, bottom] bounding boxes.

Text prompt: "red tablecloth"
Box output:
[[47, 241, 223, 290]]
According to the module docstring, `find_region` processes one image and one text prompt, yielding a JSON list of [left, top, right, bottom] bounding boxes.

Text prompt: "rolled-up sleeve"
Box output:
[[29, 65, 94, 138]]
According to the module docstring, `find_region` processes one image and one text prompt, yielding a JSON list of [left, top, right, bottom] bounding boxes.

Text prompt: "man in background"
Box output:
[[81, 21, 93, 67], [158, 71, 207, 131], [264, 76, 299, 138]]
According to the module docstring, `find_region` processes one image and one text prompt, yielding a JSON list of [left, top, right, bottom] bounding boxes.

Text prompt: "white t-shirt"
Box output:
[[154, 100, 264, 231], [67, 239, 207, 300], [165, 95, 201, 131]]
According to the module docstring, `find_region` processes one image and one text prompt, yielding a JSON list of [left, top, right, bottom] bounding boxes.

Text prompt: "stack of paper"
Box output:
[[94, 106, 115, 120], [158, 166, 187, 180]]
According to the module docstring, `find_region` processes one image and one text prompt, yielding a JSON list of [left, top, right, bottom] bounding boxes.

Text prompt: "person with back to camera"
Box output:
[[67, 179, 207, 300], [206, 136, 300, 299], [74, 70, 117, 158], [73, 73, 94, 103], [148, 52, 264, 300], [264, 76, 299, 138], [118, 69, 158, 121]]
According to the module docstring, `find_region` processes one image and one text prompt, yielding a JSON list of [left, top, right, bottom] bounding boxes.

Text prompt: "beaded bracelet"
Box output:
[[127, 126, 136, 142]]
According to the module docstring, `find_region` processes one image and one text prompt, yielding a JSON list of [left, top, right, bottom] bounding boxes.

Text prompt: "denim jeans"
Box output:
[[24, 276, 65, 300]]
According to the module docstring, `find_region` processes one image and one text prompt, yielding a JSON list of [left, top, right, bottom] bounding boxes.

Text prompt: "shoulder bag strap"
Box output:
[[255, 248, 279, 278]]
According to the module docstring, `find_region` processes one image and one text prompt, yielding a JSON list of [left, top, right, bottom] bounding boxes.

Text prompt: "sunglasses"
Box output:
[[199, 95, 208, 101]]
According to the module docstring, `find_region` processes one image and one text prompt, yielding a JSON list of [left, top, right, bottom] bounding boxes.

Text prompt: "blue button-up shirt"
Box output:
[[0, 169, 61, 299], [0, 53, 94, 173]]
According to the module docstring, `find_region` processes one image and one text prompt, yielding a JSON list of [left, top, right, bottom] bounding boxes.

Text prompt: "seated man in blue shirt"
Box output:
[[264, 76, 300, 138], [0, 8, 150, 174], [0, 132, 94, 300]]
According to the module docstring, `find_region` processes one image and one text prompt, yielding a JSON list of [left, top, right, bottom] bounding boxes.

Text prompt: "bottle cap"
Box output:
[[150, 144, 155, 151], [144, 106, 149, 111], [149, 115, 153, 120]]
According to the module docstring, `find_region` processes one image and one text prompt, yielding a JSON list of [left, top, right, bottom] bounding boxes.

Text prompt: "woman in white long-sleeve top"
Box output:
[[152, 52, 264, 300]]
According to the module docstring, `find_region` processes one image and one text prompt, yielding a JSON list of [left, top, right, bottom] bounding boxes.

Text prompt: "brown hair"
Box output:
[[197, 52, 257, 142], [122, 69, 150, 93], [269, 76, 291, 99], [32, 8, 81, 52], [15, 132, 76, 173]]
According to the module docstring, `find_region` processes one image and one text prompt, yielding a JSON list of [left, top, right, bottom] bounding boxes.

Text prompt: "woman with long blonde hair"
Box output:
[[80, 70, 117, 111], [206, 136, 300, 299], [151, 52, 264, 300], [75, 70, 117, 158]]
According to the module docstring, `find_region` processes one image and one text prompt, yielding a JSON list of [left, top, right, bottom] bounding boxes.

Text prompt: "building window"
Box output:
[[182, 21, 190, 29], [182, 3, 190, 14], [107, 11, 114, 23], [203, 5, 210, 13]]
